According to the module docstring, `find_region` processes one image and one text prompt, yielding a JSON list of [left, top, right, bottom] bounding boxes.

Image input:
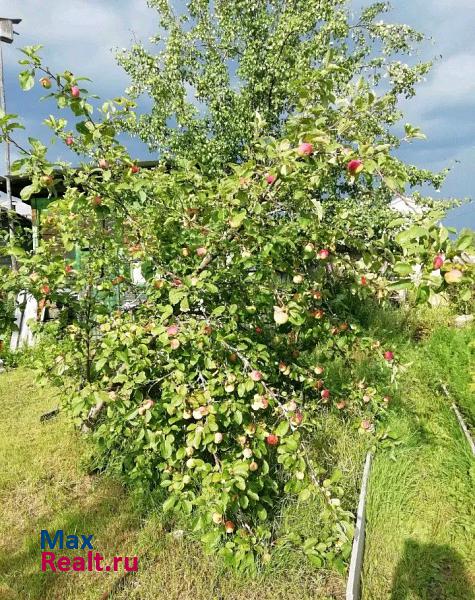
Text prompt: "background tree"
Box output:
[[118, 0, 430, 172]]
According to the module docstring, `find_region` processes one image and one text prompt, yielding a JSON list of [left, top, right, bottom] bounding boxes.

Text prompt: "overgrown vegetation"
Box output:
[[363, 322, 475, 600], [1, 314, 473, 599]]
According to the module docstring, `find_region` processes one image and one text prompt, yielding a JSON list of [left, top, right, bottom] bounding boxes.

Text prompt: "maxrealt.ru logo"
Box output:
[[40, 530, 138, 573]]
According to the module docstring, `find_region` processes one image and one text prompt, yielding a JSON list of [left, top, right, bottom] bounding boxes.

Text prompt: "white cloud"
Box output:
[[0, 0, 158, 92]]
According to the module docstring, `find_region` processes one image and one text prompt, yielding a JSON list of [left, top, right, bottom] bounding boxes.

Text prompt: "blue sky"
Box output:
[[0, 0, 474, 230]]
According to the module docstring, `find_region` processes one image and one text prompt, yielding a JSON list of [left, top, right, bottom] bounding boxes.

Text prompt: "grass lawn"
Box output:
[[0, 318, 473, 600], [362, 324, 475, 600], [0, 369, 356, 600]]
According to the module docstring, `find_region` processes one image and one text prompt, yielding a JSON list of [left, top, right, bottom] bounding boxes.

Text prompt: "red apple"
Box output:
[[265, 173, 277, 185], [71, 85, 80, 98], [433, 255, 444, 270], [196, 247, 207, 257], [383, 351, 394, 362], [255, 326, 263, 334], [167, 325, 179, 336], [266, 434, 279, 446], [297, 142, 314, 156], [347, 159, 363, 174], [40, 77, 51, 89], [65, 265, 73, 274], [40, 284, 51, 295], [321, 389, 330, 400], [291, 411, 303, 426], [225, 520, 235, 534], [250, 370, 262, 382], [361, 276, 367, 286], [317, 249, 329, 259], [91, 196, 102, 207], [41, 175, 54, 187], [98, 159, 109, 170], [130, 164, 140, 174], [65, 136, 74, 146]]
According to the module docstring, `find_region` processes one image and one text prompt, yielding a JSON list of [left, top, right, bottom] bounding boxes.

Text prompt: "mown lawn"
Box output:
[[0, 369, 356, 600]]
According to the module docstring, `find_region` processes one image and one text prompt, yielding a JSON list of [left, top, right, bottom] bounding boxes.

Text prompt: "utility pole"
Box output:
[[0, 17, 21, 270]]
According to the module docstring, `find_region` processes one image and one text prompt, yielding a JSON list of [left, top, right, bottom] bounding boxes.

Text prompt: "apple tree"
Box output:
[[0, 30, 473, 573]]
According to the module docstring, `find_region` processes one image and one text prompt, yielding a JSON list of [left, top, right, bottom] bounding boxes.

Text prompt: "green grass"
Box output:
[[0, 369, 353, 600], [362, 325, 475, 600], [423, 326, 475, 431]]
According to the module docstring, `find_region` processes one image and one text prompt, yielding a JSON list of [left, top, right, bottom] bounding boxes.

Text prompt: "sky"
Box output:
[[0, 0, 474, 230]]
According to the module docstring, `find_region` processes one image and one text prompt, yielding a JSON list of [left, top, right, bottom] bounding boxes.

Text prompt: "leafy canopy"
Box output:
[[118, 0, 430, 171]]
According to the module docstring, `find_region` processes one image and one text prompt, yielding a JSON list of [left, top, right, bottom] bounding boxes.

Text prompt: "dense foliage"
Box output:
[[0, 1, 474, 571], [118, 0, 431, 172]]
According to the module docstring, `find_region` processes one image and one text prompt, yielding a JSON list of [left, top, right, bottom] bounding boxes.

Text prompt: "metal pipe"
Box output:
[[0, 30, 17, 269]]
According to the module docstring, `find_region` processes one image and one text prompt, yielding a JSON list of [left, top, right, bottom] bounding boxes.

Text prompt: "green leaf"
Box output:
[[180, 296, 190, 312], [275, 420, 289, 437], [393, 262, 412, 275], [307, 553, 323, 567], [162, 495, 176, 512], [19, 70, 35, 91], [169, 288, 184, 305], [20, 184, 37, 200], [456, 232, 474, 252], [201, 530, 221, 549], [229, 211, 246, 228], [311, 199, 323, 221], [257, 506, 267, 521], [388, 279, 412, 290], [397, 226, 429, 245]]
